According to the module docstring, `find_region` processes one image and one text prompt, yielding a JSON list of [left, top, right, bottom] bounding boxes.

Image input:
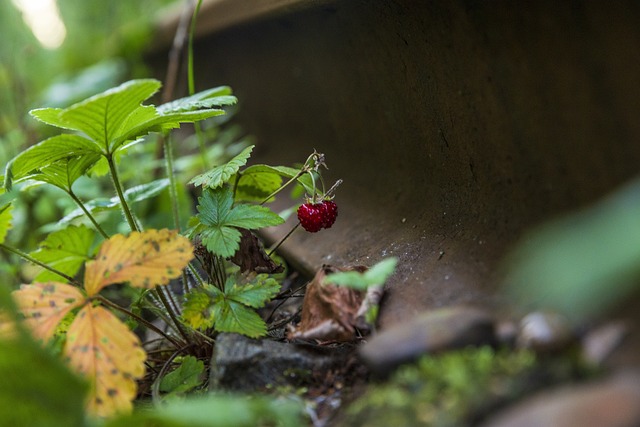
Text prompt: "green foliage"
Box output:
[[344, 347, 537, 427], [30, 225, 94, 283], [189, 145, 254, 188], [160, 356, 206, 397], [190, 186, 284, 257], [0, 203, 12, 244], [183, 274, 280, 338], [234, 164, 315, 202], [325, 257, 398, 289], [504, 178, 640, 322], [5, 79, 234, 190], [106, 394, 304, 427]]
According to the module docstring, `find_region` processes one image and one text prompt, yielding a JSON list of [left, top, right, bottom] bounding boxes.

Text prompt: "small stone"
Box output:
[[209, 333, 353, 392], [480, 371, 640, 427], [359, 305, 495, 375], [582, 321, 629, 366], [517, 311, 573, 351]]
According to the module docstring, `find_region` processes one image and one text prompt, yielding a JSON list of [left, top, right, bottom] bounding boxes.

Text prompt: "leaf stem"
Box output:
[[187, 0, 203, 96], [268, 222, 300, 257], [188, 263, 205, 288], [187, 0, 209, 169], [0, 242, 81, 286], [67, 190, 110, 239], [163, 135, 182, 232], [153, 287, 191, 343], [259, 169, 306, 205], [106, 154, 140, 232], [96, 295, 183, 348]]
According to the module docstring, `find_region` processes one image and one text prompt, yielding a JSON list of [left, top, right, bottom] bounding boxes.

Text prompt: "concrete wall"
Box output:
[[149, 0, 640, 327]]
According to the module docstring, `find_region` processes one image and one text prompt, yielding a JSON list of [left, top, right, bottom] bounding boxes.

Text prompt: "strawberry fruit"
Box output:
[[297, 200, 338, 232], [320, 200, 338, 229], [297, 203, 324, 232]]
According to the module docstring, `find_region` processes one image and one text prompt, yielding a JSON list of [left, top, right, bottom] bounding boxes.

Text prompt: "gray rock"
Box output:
[[209, 333, 353, 392], [480, 371, 640, 427], [517, 311, 573, 352], [359, 305, 495, 375]]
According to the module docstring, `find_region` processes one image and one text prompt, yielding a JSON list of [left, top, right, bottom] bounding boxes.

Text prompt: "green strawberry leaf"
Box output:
[[29, 107, 71, 130], [28, 80, 232, 159], [159, 356, 205, 395], [30, 225, 95, 283], [29, 154, 102, 192], [4, 134, 100, 190], [111, 108, 226, 153], [194, 186, 284, 257], [234, 165, 284, 202], [224, 275, 280, 308], [56, 79, 161, 148], [158, 86, 237, 114], [189, 145, 254, 189], [0, 204, 13, 244], [325, 258, 398, 289], [182, 288, 215, 330], [212, 298, 267, 338]]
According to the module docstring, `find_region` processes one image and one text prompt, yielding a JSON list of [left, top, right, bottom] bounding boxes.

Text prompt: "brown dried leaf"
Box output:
[[287, 265, 369, 343], [84, 229, 194, 296], [11, 282, 85, 341], [230, 228, 283, 274], [65, 304, 146, 417]]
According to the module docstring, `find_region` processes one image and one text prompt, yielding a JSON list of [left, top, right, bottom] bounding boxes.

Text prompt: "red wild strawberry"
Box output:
[[297, 203, 324, 232], [320, 200, 338, 229]]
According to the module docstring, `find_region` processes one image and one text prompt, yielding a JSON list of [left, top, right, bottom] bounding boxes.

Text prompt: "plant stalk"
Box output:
[[106, 154, 140, 232], [259, 169, 306, 206], [153, 286, 190, 342], [0, 243, 81, 286], [67, 190, 110, 239], [268, 222, 300, 257], [187, 0, 209, 169]]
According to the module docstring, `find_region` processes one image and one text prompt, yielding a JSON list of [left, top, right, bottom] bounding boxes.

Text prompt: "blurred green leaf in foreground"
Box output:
[[503, 178, 640, 322]]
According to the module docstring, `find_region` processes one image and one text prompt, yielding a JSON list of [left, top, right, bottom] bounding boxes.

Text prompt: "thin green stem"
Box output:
[[268, 222, 300, 257], [187, 0, 209, 169], [163, 135, 182, 232], [0, 243, 81, 286], [153, 287, 190, 343], [67, 190, 109, 239], [187, 263, 205, 288], [259, 169, 306, 205], [106, 154, 139, 232], [97, 296, 183, 349], [187, 0, 203, 96]]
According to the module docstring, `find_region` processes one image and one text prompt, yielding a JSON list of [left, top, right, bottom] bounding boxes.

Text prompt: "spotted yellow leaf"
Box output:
[[11, 282, 85, 341], [84, 229, 194, 296], [65, 305, 146, 417]]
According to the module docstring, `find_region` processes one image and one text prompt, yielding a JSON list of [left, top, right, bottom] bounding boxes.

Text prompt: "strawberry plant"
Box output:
[[0, 75, 340, 419], [0, 1, 342, 421]]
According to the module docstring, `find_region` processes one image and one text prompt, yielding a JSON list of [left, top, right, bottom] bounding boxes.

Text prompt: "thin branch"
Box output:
[[67, 189, 110, 239], [0, 243, 81, 287], [106, 154, 140, 232]]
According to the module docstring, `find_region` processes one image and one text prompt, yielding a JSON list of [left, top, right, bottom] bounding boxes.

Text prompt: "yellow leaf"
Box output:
[[84, 229, 194, 296], [12, 282, 85, 341], [65, 305, 146, 417]]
